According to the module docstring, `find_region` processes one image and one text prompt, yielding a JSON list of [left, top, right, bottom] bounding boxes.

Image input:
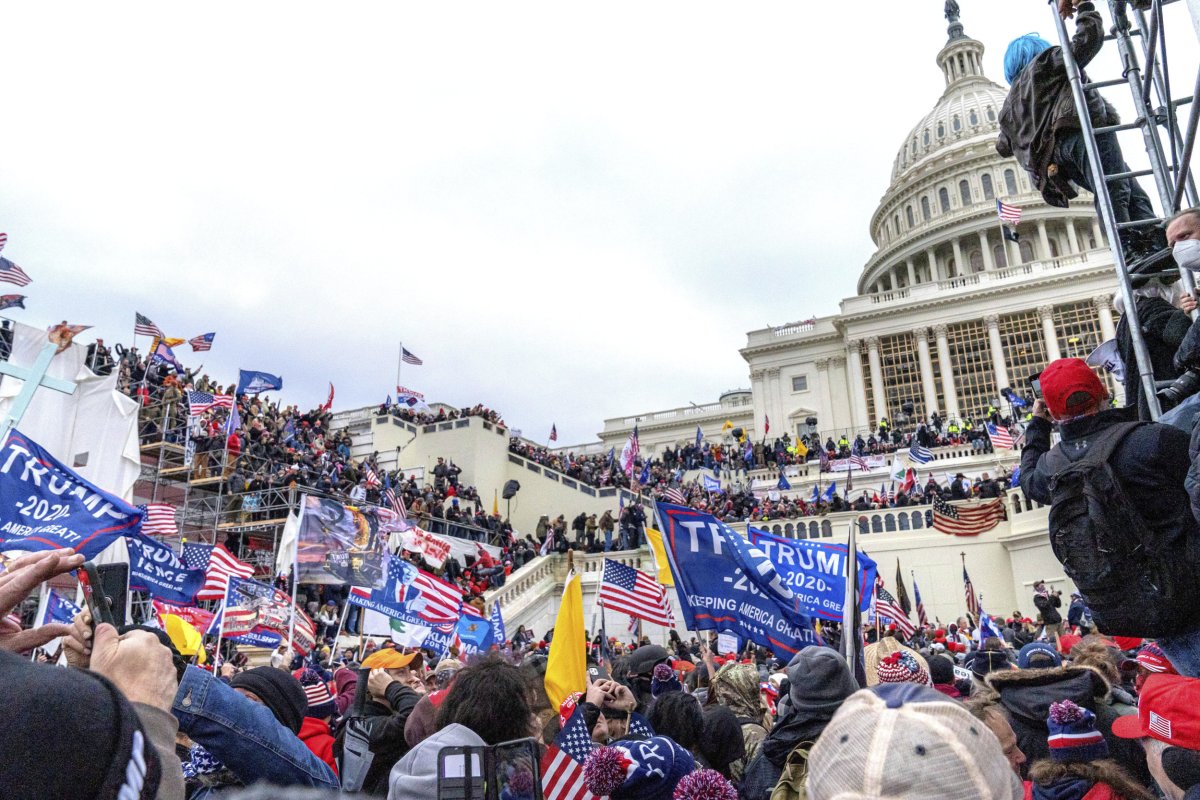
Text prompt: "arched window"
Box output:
[[884, 514, 897, 532], [993, 244, 1008, 269], [898, 514, 910, 531], [987, 106, 997, 121], [937, 122, 946, 138], [970, 249, 984, 272], [784, 523, 794, 537], [913, 511, 925, 529], [1049, 238, 1060, 258], [1019, 239, 1035, 263], [959, 179, 971, 206], [821, 520, 832, 538], [923, 129, 931, 146], [871, 515, 883, 533], [921, 197, 931, 221], [809, 521, 819, 539], [1004, 168, 1018, 196], [894, 214, 900, 235], [981, 173, 994, 200], [906, 205, 915, 227], [939, 187, 951, 212], [952, 115, 962, 132], [969, 109, 979, 126]]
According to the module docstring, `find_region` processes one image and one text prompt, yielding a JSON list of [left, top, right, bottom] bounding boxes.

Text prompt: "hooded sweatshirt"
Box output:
[[387, 723, 486, 800]]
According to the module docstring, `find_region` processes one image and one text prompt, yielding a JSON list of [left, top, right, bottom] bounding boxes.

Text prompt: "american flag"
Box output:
[[849, 453, 868, 471], [598, 559, 674, 627], [886, 482, 896, 503], [933, 497, 1005, 536], [181, 542, 255, 601], [874, 580, 915, 637], [0, 258, 31, 287], [985, 423, 1014, 449], [1149, 711, 1173, 740], [401, 347, 423, 365], [189, 332, 215, 352], [549, 424, 557, 442], [912, 575, 929, 628], [413, 569, 463, 624], [139, 503, 178, 537], [908, 440, 933, 464], [363, 464, 381, 488], [187, 390, 234, 416], [134, 312, 164, 338], [0, 233, 6, 252], [996, 199, 1023, 225], [384, 485, 407, 519], [663, 487, 687, 505], [963, 566, 980, 618], [541, 705, 595, 800]]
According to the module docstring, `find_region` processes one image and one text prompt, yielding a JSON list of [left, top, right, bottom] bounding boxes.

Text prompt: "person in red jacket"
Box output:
[[297, 668, 339, 777]]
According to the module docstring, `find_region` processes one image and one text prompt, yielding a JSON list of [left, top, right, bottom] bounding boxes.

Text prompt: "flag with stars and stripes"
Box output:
[[996, 199, 1022, 225], [181, 542, 255, 601], [412, 569, 463, 624], [401, 347, 423, 365], [933, 496, 1005, 537], [908, 440, 933, 464], [0, 257, 31, 287], [541, 705, 595, 800], [187, 390, 234, 416], [139, 503, 178, 537], [986, 423, 1014, 449], [189, 332, 215, 352], [912, 575, 929, 628], [363, 464, 381, 488], [549, 424, 557, 442], [663, 487, 686, 505], [963, 566, 980, 619], [0, 233, 6, 252], [874, 579, 915, 637], [598, 559, 674, 627], [134, 312, 164, 338]]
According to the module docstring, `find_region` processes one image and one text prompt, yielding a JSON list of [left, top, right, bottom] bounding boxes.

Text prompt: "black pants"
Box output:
[[1055, 130, 1156, 225]]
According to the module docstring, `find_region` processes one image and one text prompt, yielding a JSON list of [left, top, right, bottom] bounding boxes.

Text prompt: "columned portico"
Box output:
[[985, 314, 1010, 392], [1038, 305, 1062, 361], [933, 324, 960, 421], [914, 327, 939, 417], [1094, 295, 1117, 341], [845, 340, 870, 430], [866, 336, 887, 424]]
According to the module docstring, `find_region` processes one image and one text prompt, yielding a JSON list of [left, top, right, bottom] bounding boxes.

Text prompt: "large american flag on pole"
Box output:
[[412, 569, 463, 624], [139, 503, 179, 537], [541, 705, 595, 800], [912, 575, 929, 628], [187, 390, 234, 416], [189, 332, 216, 352], [874, 579, 915, 637], [985, 423, 1014, 449], [964, 566, 980, 619], [598, 559, 674, 627], [0, 258, 31, 287], [181, 542, 255, 601], [401, 347, 423, 365], [933, 497, 1005, 536], [663, 487, 687, 505], [134, 312, 164, 338], [996, 199, 1023, 225]]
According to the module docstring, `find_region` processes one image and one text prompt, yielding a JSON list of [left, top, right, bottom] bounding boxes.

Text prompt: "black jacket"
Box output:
[[1033, 592, 1062, 625], [1116, 295, 1190, 419], [333, 681, 420, 796], [737, 710, 830, 800], [996, 2, 1117, 207]]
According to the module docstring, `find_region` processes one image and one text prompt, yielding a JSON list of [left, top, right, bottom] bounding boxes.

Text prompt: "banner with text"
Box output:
[[400, 526, 452, 570], [747, 527, 877, 621], [128, 532, 205, 604], [295, 494, 393, 587]]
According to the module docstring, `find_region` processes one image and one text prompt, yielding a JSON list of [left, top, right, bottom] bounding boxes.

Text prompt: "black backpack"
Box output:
[[1044, 421, 1193, 637]]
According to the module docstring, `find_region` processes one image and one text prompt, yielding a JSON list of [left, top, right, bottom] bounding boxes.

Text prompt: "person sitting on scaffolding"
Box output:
[[996, 0, 1164, 265]]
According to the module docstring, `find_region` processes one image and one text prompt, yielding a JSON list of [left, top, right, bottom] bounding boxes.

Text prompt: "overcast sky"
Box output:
[[2, 1, 1197, 445]]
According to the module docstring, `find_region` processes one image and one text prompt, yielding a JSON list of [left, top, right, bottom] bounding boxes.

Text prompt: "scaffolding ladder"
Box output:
[[1050, 0, 1200, 419]]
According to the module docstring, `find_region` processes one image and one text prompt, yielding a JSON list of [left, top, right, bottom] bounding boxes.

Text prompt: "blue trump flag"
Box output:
[[127, 531, 206, 604], [702, 474, 721, 493], [821, 481, 837, 502], [236, 369, 283, 396], [809, 485, 820, 503], [777, 472, 792, 491], [0, 430, 143, 558], [747, 527, 877, 621], [490, 601, 506, 645], [655, 503, 820, 657], [42, 588, 82, 626]]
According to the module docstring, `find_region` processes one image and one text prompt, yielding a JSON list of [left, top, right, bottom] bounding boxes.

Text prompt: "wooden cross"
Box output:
[[0, 342, 79, 446]]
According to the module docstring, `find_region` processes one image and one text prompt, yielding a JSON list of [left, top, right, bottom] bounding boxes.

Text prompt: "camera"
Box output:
[[1157, 368, 1200, 410]]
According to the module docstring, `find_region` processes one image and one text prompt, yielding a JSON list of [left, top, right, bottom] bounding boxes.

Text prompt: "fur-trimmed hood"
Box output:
[[1029, 758, 1155, 800], [985, 665, 1110, 729]]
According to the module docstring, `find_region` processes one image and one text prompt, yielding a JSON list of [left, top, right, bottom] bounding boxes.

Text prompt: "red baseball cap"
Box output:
[[1112, 674, 1200, 746], [1040, 358, 1107, 419]]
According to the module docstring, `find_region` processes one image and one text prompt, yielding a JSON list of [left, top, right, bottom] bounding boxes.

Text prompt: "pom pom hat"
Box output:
[[583, 737, 696, 800], [1047, 700, 1109, 763]]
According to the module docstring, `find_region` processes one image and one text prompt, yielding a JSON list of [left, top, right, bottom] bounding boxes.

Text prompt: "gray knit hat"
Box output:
[[786, 647, 859, 716]]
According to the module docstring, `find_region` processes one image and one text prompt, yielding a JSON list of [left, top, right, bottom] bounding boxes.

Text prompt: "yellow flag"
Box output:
[[161, 337, 186, 348], [722, 420, 733, 432], [544, 572, 587, 709], [644, 527, 675, 587], [795, 441, 808, 457], [493, 489, 499, 517], [162, 614, 206, 663]]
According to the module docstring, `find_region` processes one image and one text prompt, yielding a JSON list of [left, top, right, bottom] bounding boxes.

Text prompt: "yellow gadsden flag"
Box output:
[[544, 571, 587, 709], [643, 527, 675, 587]]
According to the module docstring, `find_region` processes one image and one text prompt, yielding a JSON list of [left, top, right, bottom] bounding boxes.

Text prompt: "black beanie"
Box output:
[[0, 648, 162, 800], [928, 654, 955, 685], [971, 649, 1011, 679], [1163, 747, 1200, 792], [230, 667, 306, 734]]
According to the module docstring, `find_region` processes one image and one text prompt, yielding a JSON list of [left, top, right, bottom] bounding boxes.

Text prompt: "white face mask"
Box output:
[[1172, 239, 1200, 271]]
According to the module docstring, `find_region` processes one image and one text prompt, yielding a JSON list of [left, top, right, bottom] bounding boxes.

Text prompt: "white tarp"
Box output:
[[0, 323, 140, 500]]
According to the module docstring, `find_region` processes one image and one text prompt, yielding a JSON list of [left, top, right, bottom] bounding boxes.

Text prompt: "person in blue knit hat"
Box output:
[[1027, 699, 1154, 800]]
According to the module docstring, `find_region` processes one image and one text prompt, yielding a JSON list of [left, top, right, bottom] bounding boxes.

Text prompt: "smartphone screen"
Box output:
[[437, 746, 486, 800], [79, 562, 116, 628], [1028, 372, 1042, 399], [493, 739, 543, 800]]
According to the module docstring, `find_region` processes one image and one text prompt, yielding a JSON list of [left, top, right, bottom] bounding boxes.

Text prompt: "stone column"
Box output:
[[978, 230, 995, 271], [766, 367, 783, 433], [914, 327, 939, 417], [1037, 219, 1053, 261], [1094, 295, 1117, 341], [815, 358, 833, 432], [845, 340, 870, 431], [1092, 219, 1103, 249], [866, 336, 887, 426], [950, 238, 964, 278], [830, 355, 848, 430], [926, 247, 939, 282], [1038, 305, 1062, 361], [934, 324, 960, 420], [1064, 221, 1080, 254], [886, 271, 897, 291], [906, 258, 917, 286], [750, 369, 767, 438], [985, 314, 1011, 392]]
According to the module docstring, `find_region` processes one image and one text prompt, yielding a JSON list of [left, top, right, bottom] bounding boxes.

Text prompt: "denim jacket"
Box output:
[[173, 666, 339, 794]]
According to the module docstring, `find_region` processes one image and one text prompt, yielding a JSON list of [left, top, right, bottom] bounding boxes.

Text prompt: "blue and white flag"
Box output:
[[638, 461, 651, 485], [0, 430, 143, 558], [224, 403, 241, 437], [702, 474, 721, 493], [976, 604, 1004, 645], [908, 440, 934, 464], [656, 503, 820, 657], [749, 528, 878, 621], [777, 472, 792, 491], [809, 484, 820, 503], [490, 601, 506, 645], [149, 340, 184, 374], [455, 611, 494, 655], [235, 369, 283, 396], [1010, 464, 1021, 486], [42, 588, 82, 626], [127, 531, 206, 604], [821, 481, 837, 502]]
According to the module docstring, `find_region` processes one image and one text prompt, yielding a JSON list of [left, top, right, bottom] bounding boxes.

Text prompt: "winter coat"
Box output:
[[1028, 758, 1155, 800], [1034, 592, 1062, 625], [299, 716, 339, 777], [1116, 296, 1190, 419], [996, 3, 1118, 208], [985, 666, 1149, 786], [333, 681, 420, 795], [738, 711, 829, 800]]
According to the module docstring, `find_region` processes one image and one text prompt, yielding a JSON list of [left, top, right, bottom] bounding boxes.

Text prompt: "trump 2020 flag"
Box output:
[[0, 430, 143, 558], [656, 502, 819, 657], [490, 601, 506, 645], [236, 369, 283, 396], [127, 531, 206, 604], [42, 588, 82, 626]]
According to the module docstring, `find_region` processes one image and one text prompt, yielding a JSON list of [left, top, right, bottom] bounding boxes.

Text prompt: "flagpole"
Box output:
[[213, 595, 230, 669], [396, 341, 403, 393], [286, 500, 305, 655], [842, 520, 858, 675], [331, 600, 350, 654]]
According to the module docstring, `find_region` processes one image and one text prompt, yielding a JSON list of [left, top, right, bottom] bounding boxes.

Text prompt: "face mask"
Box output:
[[1173, 239, 1200, 270]]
